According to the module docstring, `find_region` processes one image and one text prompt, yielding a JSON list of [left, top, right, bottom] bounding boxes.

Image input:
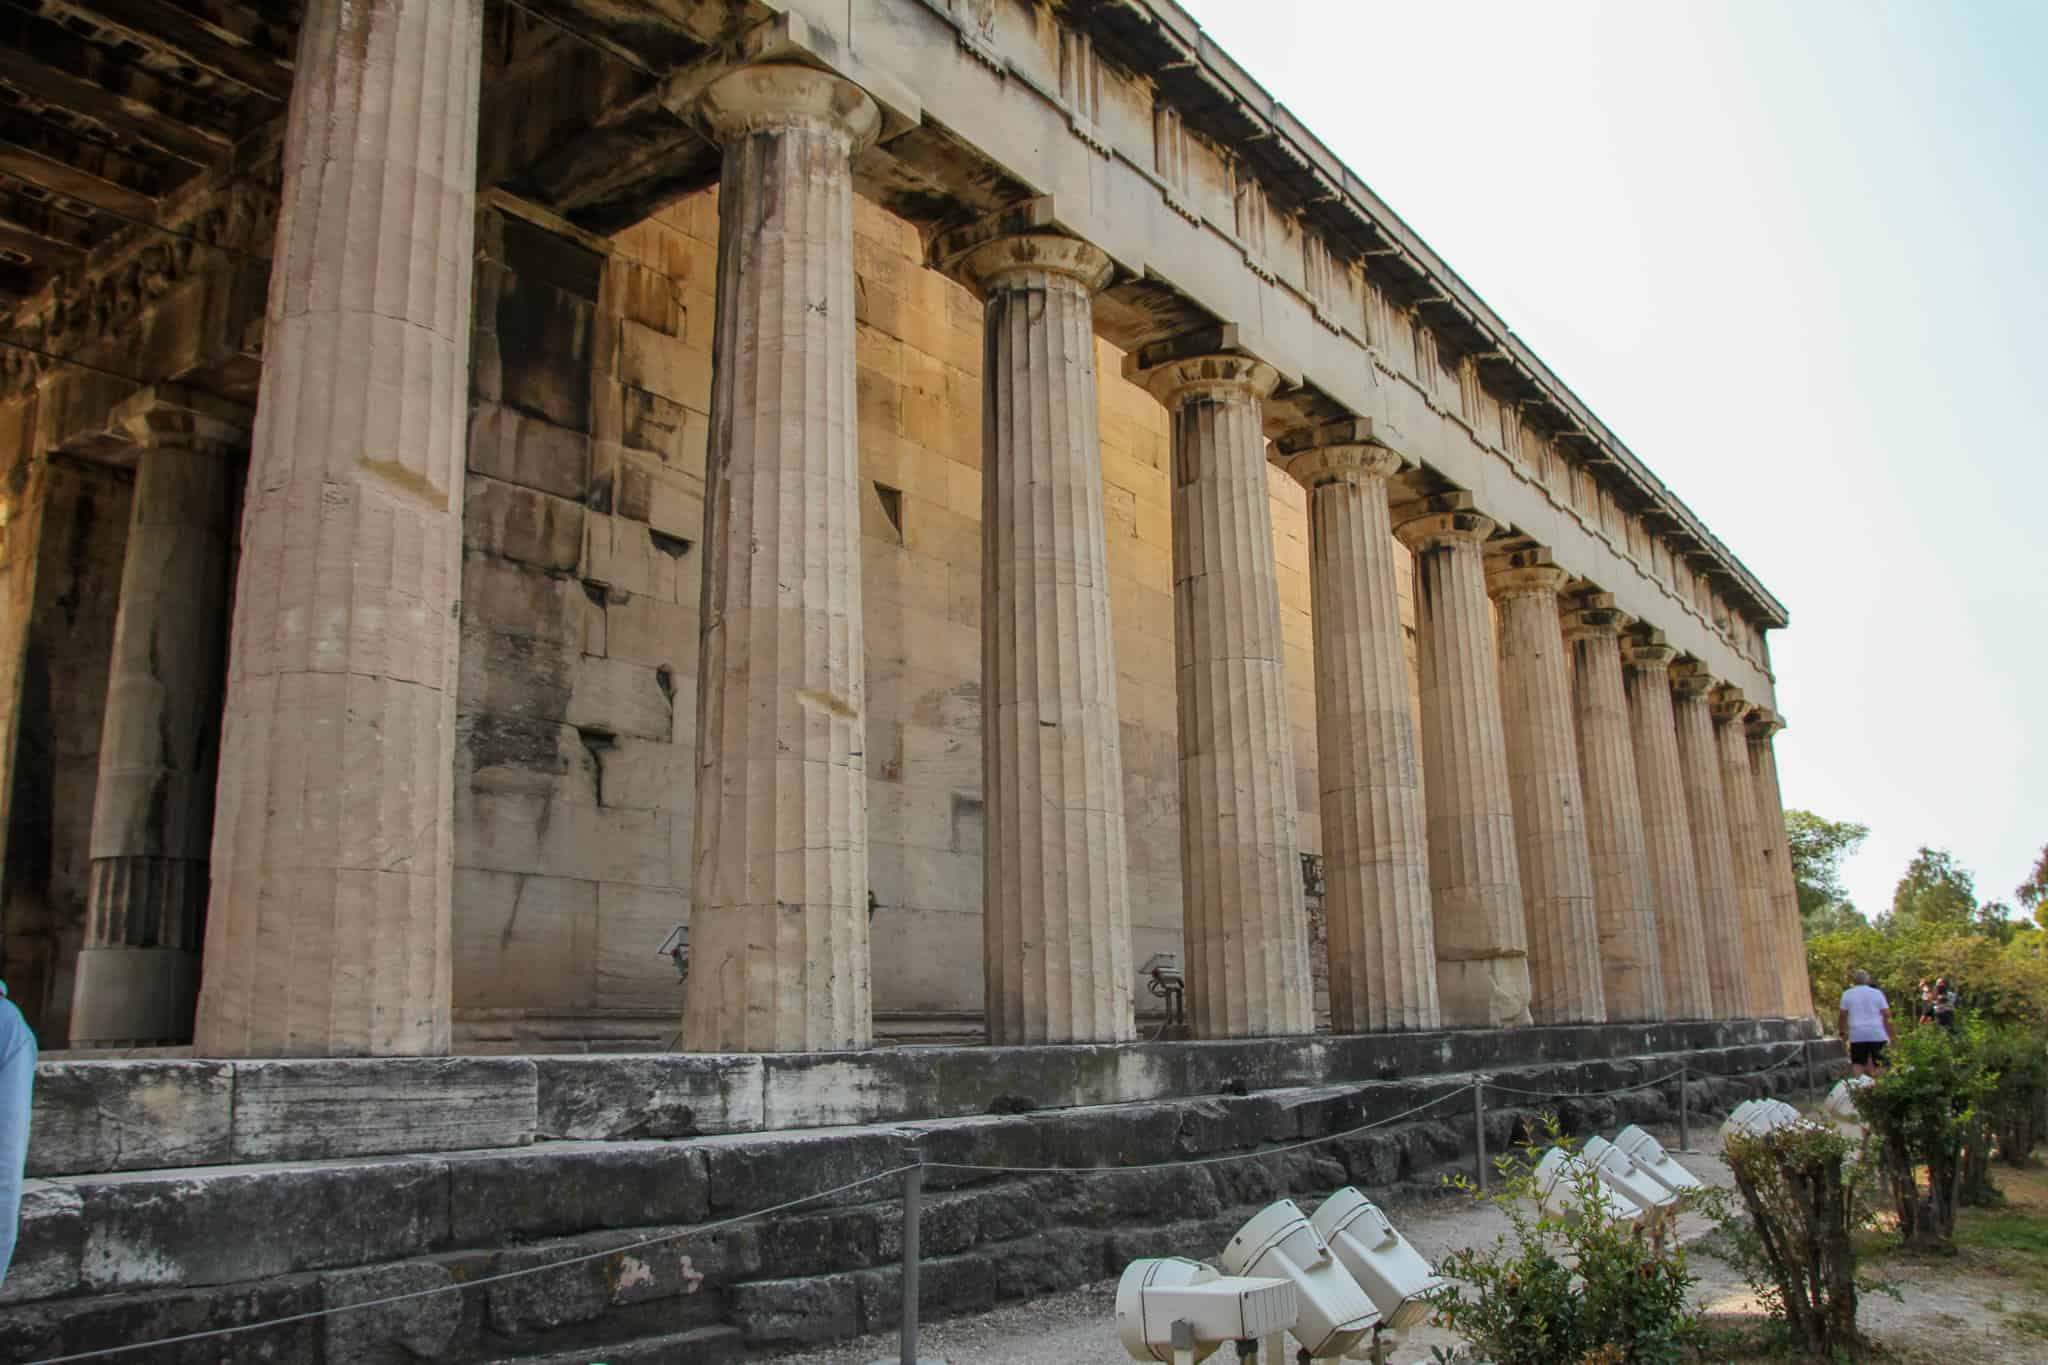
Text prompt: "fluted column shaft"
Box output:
[[1488, 553, 1604, 1024], [1394, 496, 1531, 1028], [682, 66, 881, 1053], [1139, 355, 1308, 1038], [195, 0, 482, 1056], [1621, 639, 1713, 1019], [1670, 668, 1747, 1018], [944, 227, 1133, 1044], [1715, 689, 1784, 1019], [1276, 425, 1438, 1032], [73, 390, 243, 1046], [1564, 597, 1664, 1022], [1747, 713, 1812, 1018]]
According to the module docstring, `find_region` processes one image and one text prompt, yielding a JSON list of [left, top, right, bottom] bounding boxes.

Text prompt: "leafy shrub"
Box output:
[[1807, 923, 2048, 1033], [1426, 1116, 1707, 1365], [1853, 1022, 1996, 1248], [1720, 1121, 1871, 1358], [1979, 1025, 2048, 1165]]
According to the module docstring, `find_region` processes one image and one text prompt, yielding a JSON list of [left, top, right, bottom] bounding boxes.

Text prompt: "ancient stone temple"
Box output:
[[0, 2, 1821, 1358]]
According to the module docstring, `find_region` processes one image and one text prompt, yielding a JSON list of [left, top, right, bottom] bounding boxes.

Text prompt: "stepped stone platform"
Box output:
[[0, 1020, 1824, 1363]]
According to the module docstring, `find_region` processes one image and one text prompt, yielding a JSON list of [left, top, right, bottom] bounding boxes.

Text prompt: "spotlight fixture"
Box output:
[[1822, 1076, 1872, 1139], [1115, 1257, 1298, 1364], [1719, 1098, 1802, 1145], [1612, 1124, 1704, 1195], [1219, 1200, 1380, 1358], [1580, 1135, 1681, 1222], [1533, 1147, 1644, 1226], [1308, 1188, 1443, 1331]]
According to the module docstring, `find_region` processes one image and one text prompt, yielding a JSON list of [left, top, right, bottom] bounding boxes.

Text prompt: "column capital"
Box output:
[[1746, 706, 1786, 738], [1562, 591, 1629, 641], [1130, 350, 1278, 409], [1620, 628, 1676, 672], [1392, 491, 1495, 552], [929, 196, 1114, 297], [1709, 683, 1749, 724], [107, 385, 251, 455], [1669, 659, 1717, 699], [696, 61, 881, 150], [1270, 416, 1405, 489], [1483, 544, 1569, 601]]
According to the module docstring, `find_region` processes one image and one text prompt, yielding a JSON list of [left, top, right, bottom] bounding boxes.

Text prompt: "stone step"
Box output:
[[485, 1324, 745, 1364]]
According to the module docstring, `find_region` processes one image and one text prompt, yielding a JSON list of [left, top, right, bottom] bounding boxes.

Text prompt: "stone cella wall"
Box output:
[[0, 1020, 1827, 1362], [454, 189, 1424, 1048]]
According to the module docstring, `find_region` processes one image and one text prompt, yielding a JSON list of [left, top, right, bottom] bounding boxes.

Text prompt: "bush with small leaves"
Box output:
[[1852, 1021, 1996, 1248], [1720, 1120, 1877, 1359], [1425, 1115, 1708, 1365]]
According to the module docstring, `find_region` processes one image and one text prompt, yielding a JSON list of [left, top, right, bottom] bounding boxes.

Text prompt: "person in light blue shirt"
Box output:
[[0, 979, 33, 1286]]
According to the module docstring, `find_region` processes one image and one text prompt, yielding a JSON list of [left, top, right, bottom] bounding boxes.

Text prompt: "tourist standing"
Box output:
[[0, 979, 33, 1286], [1838, 969, 1894, 1075]]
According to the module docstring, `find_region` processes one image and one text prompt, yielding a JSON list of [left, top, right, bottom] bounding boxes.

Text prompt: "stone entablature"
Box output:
[[785, 0, 1781, 696]]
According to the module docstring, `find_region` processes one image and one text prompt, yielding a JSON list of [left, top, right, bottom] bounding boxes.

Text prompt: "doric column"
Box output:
[[1563, 594, 1664, 1022], [1621, 634, 1713, 1019], [194, 0, 483, 1056], [1273, 420, 1438, 1033], [1715, 686, 1784, 1019], [1393, 493, 1532, 1029], [934, 206, 1133, 1044], [1669, 664, 1747, 1018], [1134, 350, 1309, 1038], [71, 389, 244, 1047], [1486, 547, 1604, 1025], [681, 65, 882, 1053], [1747, 707, 1812, 1019]]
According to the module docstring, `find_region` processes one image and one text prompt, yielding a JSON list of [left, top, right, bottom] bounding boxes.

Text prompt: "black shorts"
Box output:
[[1850, 1040, 1888, 1067]]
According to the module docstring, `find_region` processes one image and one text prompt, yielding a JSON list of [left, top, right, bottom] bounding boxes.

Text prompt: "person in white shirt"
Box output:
[[1837, 970, 1894, 1075]]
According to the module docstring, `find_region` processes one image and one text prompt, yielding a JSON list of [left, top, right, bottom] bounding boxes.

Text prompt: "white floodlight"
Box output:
[[1308, 1188, 1443, 1332], [1116, 1257, 1298, 1363], [1581, 1135, 1682, 1222], [1822, 1076, 1872, 1139], [1220, 1200, 1381, 1358], [1721, 1098, 1803, 1145], [1533, 1147, 1644, 1226], [1613, 1124, 1704, 1195]]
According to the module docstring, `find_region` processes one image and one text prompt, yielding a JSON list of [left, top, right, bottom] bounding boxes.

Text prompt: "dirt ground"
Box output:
[[770, 1121, 2048, 1364]]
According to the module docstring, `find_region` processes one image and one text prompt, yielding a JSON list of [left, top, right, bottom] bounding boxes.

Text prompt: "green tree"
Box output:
[[2016, 842, 2048, 931], [1889, 846, 1976, 929], [1786, 809, 1869, 934]]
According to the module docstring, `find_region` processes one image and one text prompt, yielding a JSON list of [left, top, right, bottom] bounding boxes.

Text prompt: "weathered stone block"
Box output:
[[445, 1141, 709, 1244], [467, 402, 590, 501], [320, 1262, 469, 1365], [0, 1183, 84, 1305], [0, 1275, 325, 1363], [229, 1058, 537, 1163], [25, 1061, 232, 1177], [697, 1129, 906, 1218], [464, 477, 584, 572], [78, 1157, 450, 1291], [728, 1272, 861, 1346], [534, 1054, 765, 1140]]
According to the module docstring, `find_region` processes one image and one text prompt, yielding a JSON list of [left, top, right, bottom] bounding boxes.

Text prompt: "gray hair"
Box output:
[[1853, 970, 1871, 985]]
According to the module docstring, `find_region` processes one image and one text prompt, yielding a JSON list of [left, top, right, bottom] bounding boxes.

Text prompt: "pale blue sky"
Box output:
[[1179, 0, 2046, 919]]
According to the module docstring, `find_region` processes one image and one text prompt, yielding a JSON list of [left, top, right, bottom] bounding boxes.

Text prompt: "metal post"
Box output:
[[1473, 1077, 1487, 1190], [899, 1160, 924, 1365], [1677, 1063, 1690, 1153], [871, 1149, 932, 1365], [1805, 1043, 1817, 1100]]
